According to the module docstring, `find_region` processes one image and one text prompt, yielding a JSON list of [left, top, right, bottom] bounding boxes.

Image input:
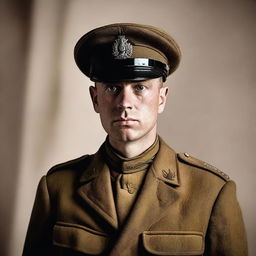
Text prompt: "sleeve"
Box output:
[[204, 180, 248, 256], [22, 176, 54, 256]]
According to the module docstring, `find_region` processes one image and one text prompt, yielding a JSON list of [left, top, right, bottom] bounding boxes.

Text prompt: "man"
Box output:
[[23, 23, 248, 256]]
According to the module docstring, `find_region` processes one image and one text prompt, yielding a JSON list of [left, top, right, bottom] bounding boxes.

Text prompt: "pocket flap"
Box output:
[[53, 221, 109, 255], [142, 231, 204, 255]]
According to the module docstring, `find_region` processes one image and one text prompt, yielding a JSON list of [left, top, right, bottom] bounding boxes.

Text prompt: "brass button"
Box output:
[[126, 183, 136, 194], [184, 153, 190, 157]]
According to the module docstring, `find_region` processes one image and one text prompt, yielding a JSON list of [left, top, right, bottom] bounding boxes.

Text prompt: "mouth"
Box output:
[[113, 118, 138, 126]]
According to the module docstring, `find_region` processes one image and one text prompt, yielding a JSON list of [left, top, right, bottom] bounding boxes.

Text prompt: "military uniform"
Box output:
[[23, 23, 248, 255], [23, 137, 247, 255]]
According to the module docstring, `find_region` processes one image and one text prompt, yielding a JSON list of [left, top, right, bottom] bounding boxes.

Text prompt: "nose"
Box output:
[[117, 87, 133, 110]]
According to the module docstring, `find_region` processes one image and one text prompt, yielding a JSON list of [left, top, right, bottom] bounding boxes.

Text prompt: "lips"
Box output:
[[113, 117, 138, 126]]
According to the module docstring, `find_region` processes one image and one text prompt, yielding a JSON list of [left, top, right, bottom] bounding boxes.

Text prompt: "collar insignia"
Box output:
[[112, 35, 133, 59]]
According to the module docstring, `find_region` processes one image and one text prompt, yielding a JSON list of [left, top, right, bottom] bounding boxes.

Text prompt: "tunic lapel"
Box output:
[[109, 138, 180, 255], [77, 148, 118, 229]]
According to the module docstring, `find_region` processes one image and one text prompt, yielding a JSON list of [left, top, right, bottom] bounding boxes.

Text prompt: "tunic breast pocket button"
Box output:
[[126, 183, 136, 194]]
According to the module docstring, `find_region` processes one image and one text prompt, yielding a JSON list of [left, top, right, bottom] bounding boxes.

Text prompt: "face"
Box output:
[[89, 78, 168, 145]]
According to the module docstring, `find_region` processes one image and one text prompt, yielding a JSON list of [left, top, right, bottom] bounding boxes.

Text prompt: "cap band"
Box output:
[[90, 58, 169, 82]]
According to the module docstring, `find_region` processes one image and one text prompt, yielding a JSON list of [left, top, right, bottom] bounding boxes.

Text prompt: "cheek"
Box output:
[[140, 100, 159, 125], [145, 95, 160, 113], [98, 98, 114, 122], [98, 96, 112, 110]]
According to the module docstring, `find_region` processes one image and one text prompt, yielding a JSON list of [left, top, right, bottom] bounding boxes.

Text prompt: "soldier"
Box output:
[[23, 23, 248, 256]]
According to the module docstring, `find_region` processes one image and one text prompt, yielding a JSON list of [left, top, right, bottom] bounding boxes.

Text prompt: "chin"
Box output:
[[108, 125, 156, 144], [118, 133, 137, 142], [111, 129, 139, 143], [118, 130, 151, 143]]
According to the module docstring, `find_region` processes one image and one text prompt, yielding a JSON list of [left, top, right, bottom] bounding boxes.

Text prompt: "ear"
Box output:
[[89, 85, 99, 113], [158, 86, 169, 114]]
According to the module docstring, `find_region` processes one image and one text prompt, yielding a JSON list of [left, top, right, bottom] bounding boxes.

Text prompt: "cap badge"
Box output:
[[112, 35, 133, 59]]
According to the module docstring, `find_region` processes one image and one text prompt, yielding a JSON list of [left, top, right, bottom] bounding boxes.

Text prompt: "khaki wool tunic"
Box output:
[[22, 137, 248, 256], [104, 137, 159, 226]]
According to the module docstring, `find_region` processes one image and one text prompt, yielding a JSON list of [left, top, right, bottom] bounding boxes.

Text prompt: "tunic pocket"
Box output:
[[142, 231, 204, 256], [53, 221, 109, 255]]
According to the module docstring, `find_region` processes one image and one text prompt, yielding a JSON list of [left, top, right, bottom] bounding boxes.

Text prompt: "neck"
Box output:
[[108, 129, 157, 158]]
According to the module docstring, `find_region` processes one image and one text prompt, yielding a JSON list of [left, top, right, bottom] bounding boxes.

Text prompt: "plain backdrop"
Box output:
[[1, 0, 255, 255]]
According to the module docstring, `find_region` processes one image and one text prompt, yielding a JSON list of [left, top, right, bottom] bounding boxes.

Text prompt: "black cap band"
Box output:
[[90, 58, 169, 82]]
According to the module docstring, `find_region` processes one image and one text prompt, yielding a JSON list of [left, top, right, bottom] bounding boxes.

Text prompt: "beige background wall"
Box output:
[[1, 0, 255, 255]]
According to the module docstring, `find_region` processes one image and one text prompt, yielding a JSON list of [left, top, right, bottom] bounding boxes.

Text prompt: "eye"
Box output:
[[106, 85, 120, 94], [134, 84, 145, 91]]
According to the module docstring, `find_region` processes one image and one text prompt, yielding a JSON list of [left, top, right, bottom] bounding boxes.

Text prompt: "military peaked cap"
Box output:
[[74, 23, 181, 82]]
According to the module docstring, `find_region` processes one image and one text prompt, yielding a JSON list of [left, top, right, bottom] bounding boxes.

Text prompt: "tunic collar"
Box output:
[[103, 136, 160, 174]]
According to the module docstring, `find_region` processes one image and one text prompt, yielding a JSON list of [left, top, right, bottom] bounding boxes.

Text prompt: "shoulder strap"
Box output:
[[177, 152, 230, 181]]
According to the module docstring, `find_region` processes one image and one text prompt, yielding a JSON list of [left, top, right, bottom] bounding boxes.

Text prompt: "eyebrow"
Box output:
[[102, 81, 152, 86]]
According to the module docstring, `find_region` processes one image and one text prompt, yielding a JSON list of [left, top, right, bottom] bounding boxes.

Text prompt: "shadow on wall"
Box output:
[[0, 0, 32, 255]]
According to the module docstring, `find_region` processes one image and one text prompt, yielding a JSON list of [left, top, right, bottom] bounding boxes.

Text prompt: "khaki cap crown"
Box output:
[[74, 23, 181, 82]]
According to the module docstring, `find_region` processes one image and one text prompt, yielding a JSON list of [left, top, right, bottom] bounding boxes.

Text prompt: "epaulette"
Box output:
[[47, 154, 91, 175], [177, 152, 230, 181]]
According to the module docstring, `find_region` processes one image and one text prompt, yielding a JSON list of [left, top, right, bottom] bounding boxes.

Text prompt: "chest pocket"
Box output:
[[53, 221, 109, 255], [142, 231, 204, 255]]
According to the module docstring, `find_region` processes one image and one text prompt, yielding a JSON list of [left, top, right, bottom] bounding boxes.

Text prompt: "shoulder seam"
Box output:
[[177, 153, 230, 181], [47, 154, 91, 175]]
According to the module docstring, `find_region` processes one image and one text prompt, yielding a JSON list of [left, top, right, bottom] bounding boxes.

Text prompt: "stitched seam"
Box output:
[[85, 193, 116, 223], [55, 221, 108, 237], [143, 232, 204, 255], [132, 44, 168, 61], [204, 180, 230, 240]]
